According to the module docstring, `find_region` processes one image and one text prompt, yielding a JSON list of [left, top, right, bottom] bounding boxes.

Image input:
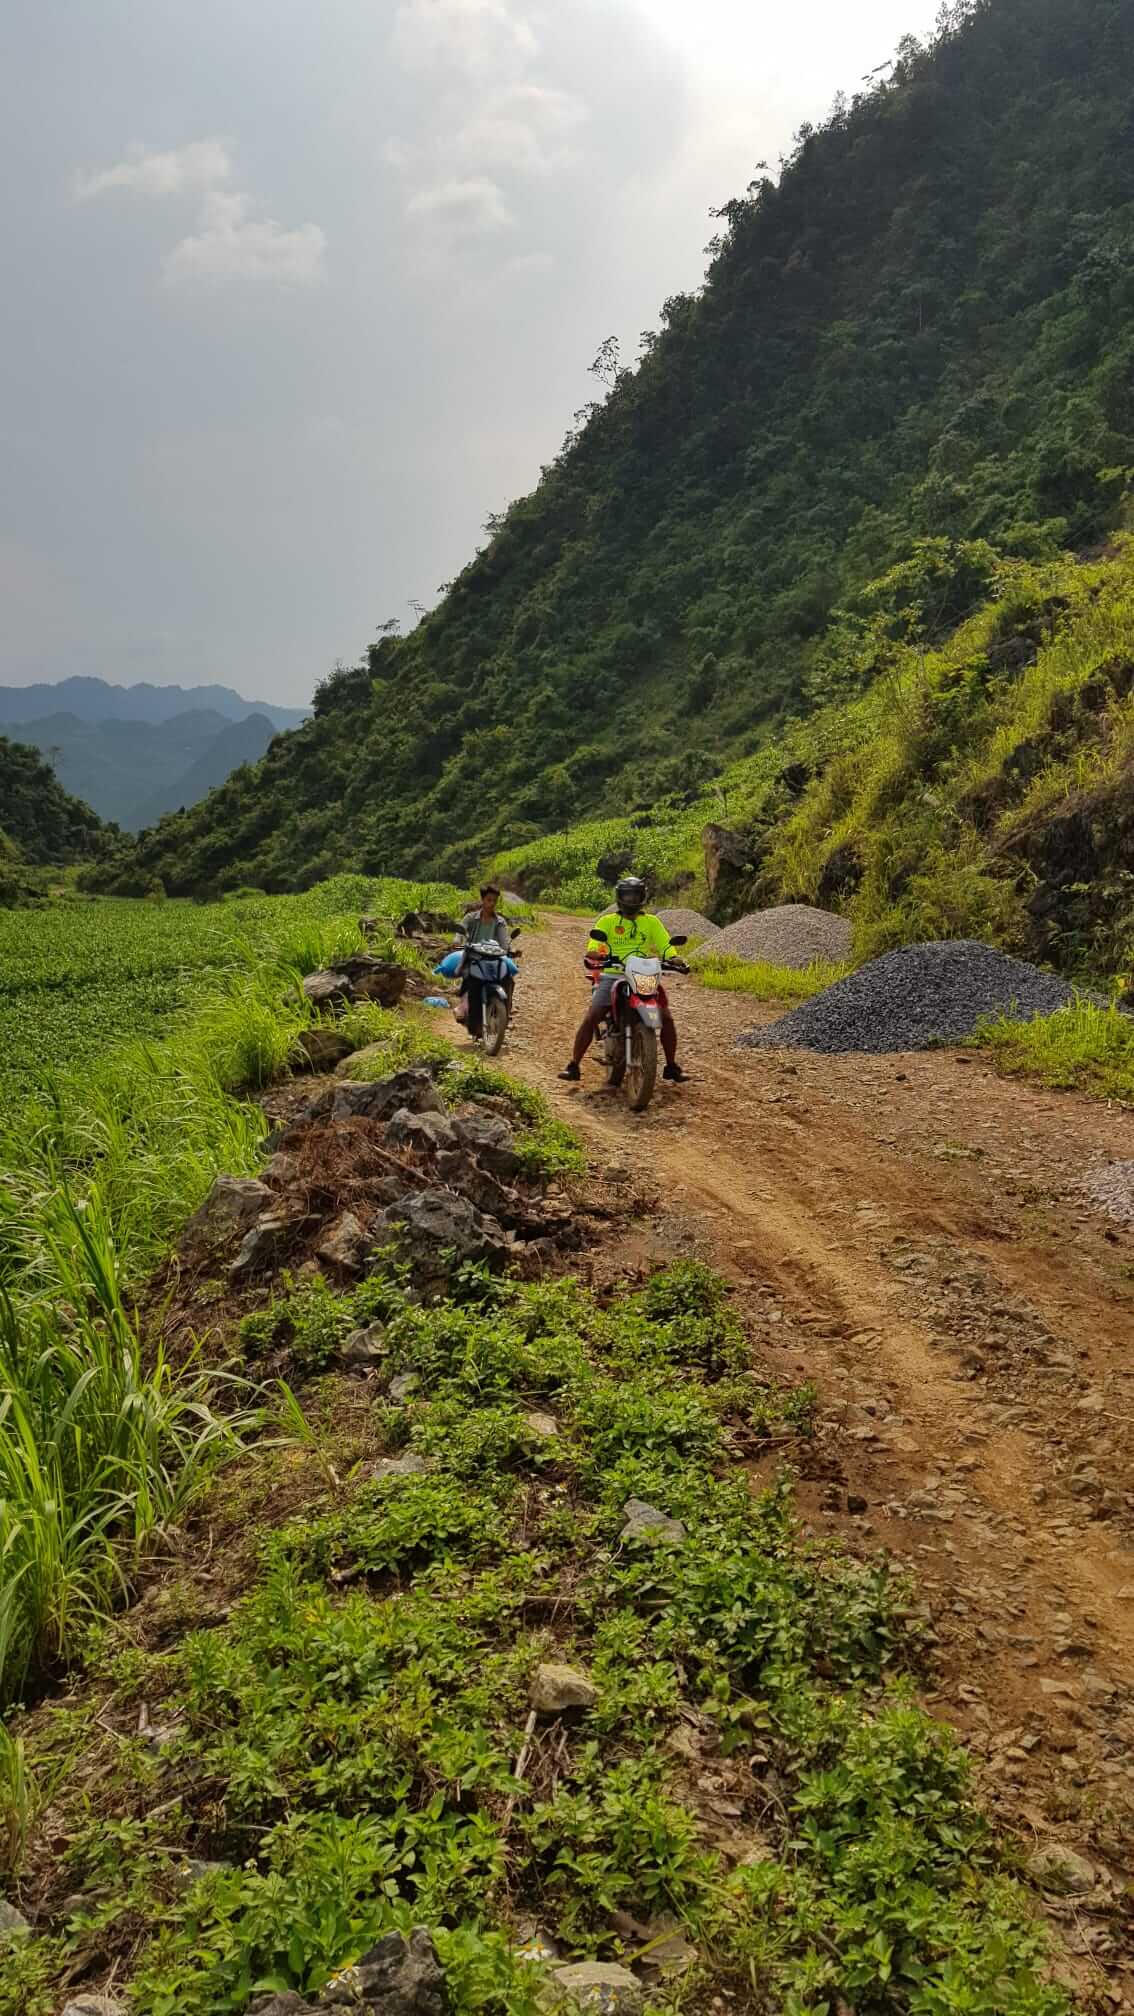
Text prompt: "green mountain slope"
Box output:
[[0, 736, 106, 868], [95, 0, 1134, 900]]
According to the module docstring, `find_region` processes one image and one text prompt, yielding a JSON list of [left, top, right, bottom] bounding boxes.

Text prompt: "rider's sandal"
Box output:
[[558, 1061, 581, 1081]]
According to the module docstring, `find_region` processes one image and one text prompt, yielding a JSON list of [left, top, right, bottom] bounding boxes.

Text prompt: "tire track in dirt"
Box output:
[[486, 910, 1134, 1989]]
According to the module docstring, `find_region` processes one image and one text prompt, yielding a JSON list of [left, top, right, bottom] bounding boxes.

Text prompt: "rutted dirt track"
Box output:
[[495, 912, 1134, 1993]]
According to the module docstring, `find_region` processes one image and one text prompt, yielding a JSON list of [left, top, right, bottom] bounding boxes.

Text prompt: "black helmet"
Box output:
[[614, 875, 647, 916]]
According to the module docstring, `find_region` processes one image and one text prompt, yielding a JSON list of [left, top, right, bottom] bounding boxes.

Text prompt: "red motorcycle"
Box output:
[[588, 929, 689, 1111]]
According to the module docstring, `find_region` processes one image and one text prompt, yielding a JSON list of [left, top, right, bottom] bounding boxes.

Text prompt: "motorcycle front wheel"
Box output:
[[483, 993, 508, 1057], [625, 1023, 657, 1111], [602, 1027, 625, 1088]]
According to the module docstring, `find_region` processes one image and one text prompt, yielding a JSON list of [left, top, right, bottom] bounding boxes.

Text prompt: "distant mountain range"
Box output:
[[0, 679, 309, 831]]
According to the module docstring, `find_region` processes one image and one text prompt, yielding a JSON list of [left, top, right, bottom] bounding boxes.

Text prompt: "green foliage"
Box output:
[[441, 1060, 585, 1178], [974, 999, 1134, 1102], [0, 737, 106, 874], [85, 0, 1134, 903], [21, 1257, 1066, 2013]]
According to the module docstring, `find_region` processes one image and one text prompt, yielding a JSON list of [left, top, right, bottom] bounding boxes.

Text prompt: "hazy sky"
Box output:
[[0, 0, 941, 706]]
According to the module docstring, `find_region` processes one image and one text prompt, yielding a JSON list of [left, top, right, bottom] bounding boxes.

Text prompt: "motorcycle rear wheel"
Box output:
[[625, 1024, 657, 1111], [483, 994, 508, 1057]]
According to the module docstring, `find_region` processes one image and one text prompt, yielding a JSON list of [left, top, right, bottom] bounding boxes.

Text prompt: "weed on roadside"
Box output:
[[6, 1260, 1072, 2016]]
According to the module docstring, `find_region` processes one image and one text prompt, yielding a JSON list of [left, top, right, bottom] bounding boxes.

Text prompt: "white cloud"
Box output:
[[392, 0, 538, 79], [505, 250, 554, 275], [75, 139, 324, 287], [163, 191, 326, 286], [407, 176, 516, 233], [453, 84, 587, 176], [75, 138, 233, 202]]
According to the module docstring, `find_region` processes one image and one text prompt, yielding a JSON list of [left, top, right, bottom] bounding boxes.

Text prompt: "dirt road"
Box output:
[[496, 910, 1134, 1989]]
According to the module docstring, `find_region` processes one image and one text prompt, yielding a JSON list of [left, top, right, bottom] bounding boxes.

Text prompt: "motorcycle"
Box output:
[[589, 929, 688, 1112], [457, 926, 522, 1057]]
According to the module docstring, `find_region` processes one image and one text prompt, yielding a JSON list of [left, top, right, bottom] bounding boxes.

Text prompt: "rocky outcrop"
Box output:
[[249, 1929, 448, 2016]]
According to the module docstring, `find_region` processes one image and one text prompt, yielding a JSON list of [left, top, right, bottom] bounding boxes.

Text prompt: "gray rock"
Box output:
[[1027, 1843, 1097, 1895], [293, 1026, 355, 1073], [320, 1928, 448, 2014], [621, 1499, 686, 1544], [530, 1662, 596, 1713], [388, 1371, 421, 1403], [332, 1069, 445, 1123], [0, 1899, 30, 1936], [387, 1107, 458, 1155], [337, 955, 411, 1009], [375, 1188, 513, 1277], [342, 1322, 386, 1367], [231, 1213, 298, 1280], [262, 1151, 301, 1186], [374, 1453, 427, 1481], [61, 1998, 126, 2016], [171, 1857, 231, 1892], [524, 1411, 560, 1440], [551, 1963, 642, 2014], [316, 1211, 370, 1273], [302, 969, 353, 1009], [184, 1176, 272, 1248], [452, 1108, 522, 1179]]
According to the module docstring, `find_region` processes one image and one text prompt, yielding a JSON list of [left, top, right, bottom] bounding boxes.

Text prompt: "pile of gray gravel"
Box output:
[[656, 907, 717, 943], [691, 903, 852, 971], [1081, 1161, 1134, 1225], [738, 939, 1079, 1054]]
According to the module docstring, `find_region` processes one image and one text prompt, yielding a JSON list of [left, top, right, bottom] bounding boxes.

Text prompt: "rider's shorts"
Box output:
[[589, 975, 617, 1017]]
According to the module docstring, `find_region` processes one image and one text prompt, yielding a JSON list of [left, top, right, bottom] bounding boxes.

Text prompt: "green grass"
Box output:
[[0, 873, 472, 1109], [694, 954, 852, 1000], [2, 1259, 1068, 2016], [0, 875, 478, 1709], [973, 1000, 1134, 1102]]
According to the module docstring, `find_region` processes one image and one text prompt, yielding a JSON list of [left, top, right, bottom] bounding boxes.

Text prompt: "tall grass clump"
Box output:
[[694, 954, 852, 1000], [0, 1197, 247, 1705], [974, 1000, 1134, 1102]]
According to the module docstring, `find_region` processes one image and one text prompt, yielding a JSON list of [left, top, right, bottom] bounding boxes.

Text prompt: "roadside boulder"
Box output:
[[387, 1108, 458, 1155], [338, 954, 410, 1009], [231, 1213, 301, 1281], [61, 1999, 126, 2016], [316, 1211, 370, 1274], [332, 1069, 445, 1124], [184, 1177, 272, 1250], [321, 1928, 448, 2014], [293, 1027, 355, 1073], [375, 1189, 513, 1278], [302, 970, 353, 1010], [452, 1108, 522, 1180], [0, 1900, 30, 1936]]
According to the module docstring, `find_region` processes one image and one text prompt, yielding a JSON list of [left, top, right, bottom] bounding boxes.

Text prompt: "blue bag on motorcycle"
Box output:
[[433, 951, 464, 978]]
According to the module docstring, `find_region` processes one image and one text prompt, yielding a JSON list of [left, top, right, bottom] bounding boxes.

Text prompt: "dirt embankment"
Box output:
[[482, 911, 1134, 1997]]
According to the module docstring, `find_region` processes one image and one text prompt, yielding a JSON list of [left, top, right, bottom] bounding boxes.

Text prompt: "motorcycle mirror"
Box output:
[[669, 934, 688, 947], [590, 927, 610, 943]]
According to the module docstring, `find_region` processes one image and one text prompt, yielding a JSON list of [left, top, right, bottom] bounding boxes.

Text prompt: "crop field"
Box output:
[[0, 875, 464, 1110]]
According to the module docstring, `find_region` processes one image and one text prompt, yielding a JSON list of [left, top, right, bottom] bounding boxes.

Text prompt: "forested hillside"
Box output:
[[93, 0, 1134, 899], [0, 736, 106, 866]]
